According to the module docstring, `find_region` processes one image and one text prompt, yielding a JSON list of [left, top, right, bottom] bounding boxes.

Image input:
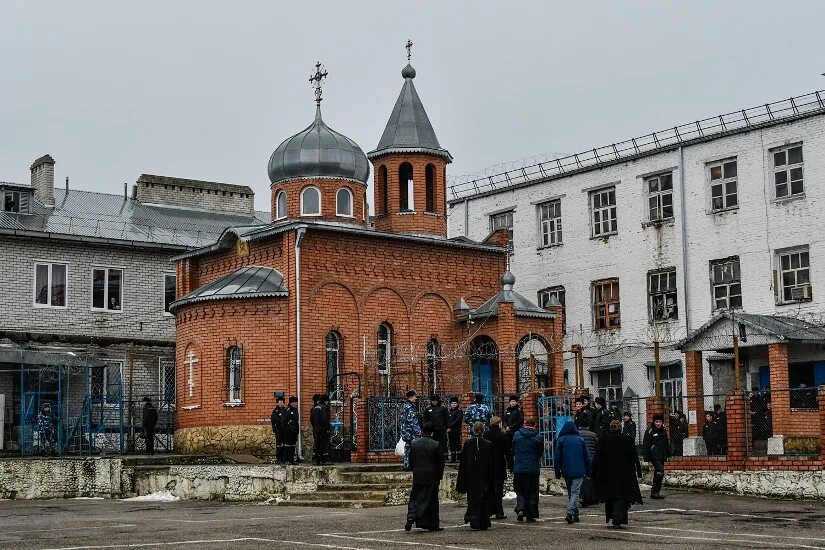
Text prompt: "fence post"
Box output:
[[725, 391, 746, 469], [819, 387, 825, 461], [522, 391, 538, 423], [767, 343, 790, 455], [645, 396, 664, 428]]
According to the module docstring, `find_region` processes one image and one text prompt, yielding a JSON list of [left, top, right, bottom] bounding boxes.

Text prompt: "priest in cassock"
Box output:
[[456, 421, 494, 530], [405, 423, 445, 532]]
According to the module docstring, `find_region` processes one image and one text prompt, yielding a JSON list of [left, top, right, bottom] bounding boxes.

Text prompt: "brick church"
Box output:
[[169, 55, 563, 458]]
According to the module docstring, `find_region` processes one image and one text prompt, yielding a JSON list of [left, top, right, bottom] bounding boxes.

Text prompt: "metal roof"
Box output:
[[463, 271, 554, 321], [268, 105, 370, 185], [169, 265, 288, 313], [368, 64, 452, 162], [676, 312, 825, 350], [0, 188, 269, 249]]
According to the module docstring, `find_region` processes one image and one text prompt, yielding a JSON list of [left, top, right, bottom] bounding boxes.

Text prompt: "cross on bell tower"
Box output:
[[406, 39, 413, 62], [309, 61, 328, 106]]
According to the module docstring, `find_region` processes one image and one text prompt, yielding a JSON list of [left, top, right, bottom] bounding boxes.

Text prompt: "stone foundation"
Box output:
[[174, 425, 275, 455]]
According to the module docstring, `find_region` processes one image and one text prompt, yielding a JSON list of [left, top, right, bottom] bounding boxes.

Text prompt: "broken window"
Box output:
[[538, 285, 566, 332], [593, 279, 620, 330], [648, 269, 678, 321], [773, 144, 804, 198], [490, 211, 514, 252], [592, 366, 623, 402], [708, 159, 738, 212], [710, 257, 742, 311], [777, 248, 811, 303], [590, 186, 617, 237], [646, 173, 674, 222]]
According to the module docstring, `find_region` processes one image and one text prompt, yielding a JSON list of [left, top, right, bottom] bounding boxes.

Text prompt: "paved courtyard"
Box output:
[[0, 490, 823, 549]]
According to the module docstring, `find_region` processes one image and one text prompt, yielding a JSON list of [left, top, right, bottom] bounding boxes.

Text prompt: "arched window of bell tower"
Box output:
[[378, 165, 388, 215], [425, 164, 436, 213], [399, 163, 414, 212]]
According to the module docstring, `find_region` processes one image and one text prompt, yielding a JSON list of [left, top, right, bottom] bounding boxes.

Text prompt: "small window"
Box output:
[[300, 186, 321, 216], [708, 159, 738, 212], [34, 263, 67, 307], [158, 358, 176, 405], [426, 338, 441, 394], [593, 279, 620, 330], [538, 285, 566, 332], [646, 173, 674, 222], [773, 144, 804, 198], [590, 186, 617, 237], [326, 331, 341, 396], [539, 199, 562, 246], [227, 346, 242, 403], [184, 347, 199, 399], [378, 165, 388, 214], [336, 188, 353, 217], [490, 211, 514, 252], [276, 191, 288, 219], [377, 323, 392, 374], [163, 274, 177, 314], [90, 363, 123, 404], [710, 257, 742, 311], [3, 190, 21, 212], [777, 247, 811, 303], [399, 163, 414, 211], [425, 164, 436, 213], [648, 269, 678, 321], [92, 268, 123, 311], [592, 367, 622, 402]]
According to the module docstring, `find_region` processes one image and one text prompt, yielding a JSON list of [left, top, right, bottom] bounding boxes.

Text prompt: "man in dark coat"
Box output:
[[621, 411, 637, 442], [642, 413, 671, 499], [503, 394, 523, 468], [592, 397, 610, 438], [422, 394, 449, 459], [483, 416, 510, 519], [271, 395, 286, 463], [512, 417, 544, 522], [702, 411, 721, 455], [405, 423, 445, 532], [447, 397, 463, 463], [592, 420, 642, 528], [574, 415, 598, 508], [281, 396, 300, 463], [457, 421, 494, 530], [141, 396, 159, 455], [311, 394, 332, 465], [574, 396, 594, 431]]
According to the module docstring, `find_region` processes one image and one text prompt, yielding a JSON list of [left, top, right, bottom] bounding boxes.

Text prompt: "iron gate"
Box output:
[[537, 393, 573, 467], [367, 396, 408, 451]]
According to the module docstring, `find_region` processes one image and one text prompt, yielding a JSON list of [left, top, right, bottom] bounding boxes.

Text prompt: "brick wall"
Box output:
[[270, 177, 369, 225], [136, 174, 254, 214]]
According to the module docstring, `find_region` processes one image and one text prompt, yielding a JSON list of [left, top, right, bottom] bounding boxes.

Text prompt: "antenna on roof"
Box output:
[[123, 182, 127, 201], [65, 177, 69, 193]]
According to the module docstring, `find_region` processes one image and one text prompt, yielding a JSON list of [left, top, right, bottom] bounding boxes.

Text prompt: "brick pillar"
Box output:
[[353, 398, 368, 463], [461, 392, 474, 444], [768, 343, 790, 437], [684, 350, 704, 437], [725, 391, 746, 467], [819, 387, 825, 461], [548, 305, 565, 390], [645, 396, 664, 428], [522, 390, 538, 423], [497, 304, 518, 395]]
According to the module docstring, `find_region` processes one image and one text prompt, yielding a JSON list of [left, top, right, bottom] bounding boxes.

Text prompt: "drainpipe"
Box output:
[[464, 198, 469, 236], [295, 227, 306, 457], [678, 146, 691, 333]]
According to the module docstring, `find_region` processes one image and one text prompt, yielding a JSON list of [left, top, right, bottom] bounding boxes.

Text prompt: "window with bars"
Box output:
[[90, 363, 123, 404], [646, 173, 674, 222], [490, 211, 514, 251], [426, 338, 441, 394], [538, 286, 566, 332], [326, 331, 341, 396], [163, 274, 176, 314], [708, 159, 738, 212], [777, 248, 811, 303], [377, 323, 392, 374], [158, 358, 175, 404], [590, 187, 617, 237], [227, 346, 242, 403], [34, 263, 67, 307], [593, 367, 623, 402], [648, 269, 678, 321], [773, 144, 804, 198], [710, 257, 742, 311], [593, 279, 620, 330], [538, 199, 562, 246]]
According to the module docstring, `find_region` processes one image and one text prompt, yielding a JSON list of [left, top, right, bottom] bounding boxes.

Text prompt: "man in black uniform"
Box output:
[[574, 396, 594, 432], [281, 396, 300, 463], [643, 413, 671, 499], [592, 397, 610, 438], [446, 397, 463, 463], [423, 394, 449, 459], [271, 395, 286, 463], [311, 394, 332, 465], [142, 396, 159, 455], [503, 394, 523, 469]]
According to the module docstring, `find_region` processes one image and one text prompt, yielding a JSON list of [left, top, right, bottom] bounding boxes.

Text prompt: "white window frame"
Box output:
[[490, 210, 514, 252], [300, 186, 322, 216], [3, 190, 21, 213], [336, 187, 354, 217], [227, 346, 243, 404], [90, 267, 124, 313], [710, 257, 742, 311], [590, 186, 617, 237], [648, 268, 678, 322], [275, 191, 288, 220], [707, 158, 738, 212], [645, 172, 674, 222], [163, 273, 177, 316], [158, 358, 176, 406], [776, 247, 811, 304], [772, 143, 804, 199], [32, 262, 68, 309], [538, 199, 562, 247]]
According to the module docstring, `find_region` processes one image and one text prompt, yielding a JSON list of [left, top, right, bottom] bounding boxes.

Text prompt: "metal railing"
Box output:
[[448, 90, 825, 201]]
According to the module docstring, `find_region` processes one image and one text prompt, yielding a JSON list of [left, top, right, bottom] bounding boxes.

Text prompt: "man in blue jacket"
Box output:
[[512, 417, 544, 522], [554, 420, 592, 524]]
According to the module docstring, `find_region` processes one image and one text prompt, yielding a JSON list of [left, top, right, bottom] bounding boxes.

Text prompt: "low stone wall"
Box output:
[[666, 468, 825, 499], [174, 426, 275, 455], [0, 457, 125, 499]]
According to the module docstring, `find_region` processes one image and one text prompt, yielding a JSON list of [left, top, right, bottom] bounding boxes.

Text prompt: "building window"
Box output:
[[538, 286, 566, 332], [377, 323, 392, 374], [163, 274, 176, 314], [34, 263, 67, 307], [490, 210, 514, 251], [363, 191, 368, 221], [399, 163, 414, 211], [276, 191, 287, 219], [593, 279, 620, 330], [590, 186, 617, 237], [90, 363, 123, 404], [773, 144, 804, 198], [378, 165, 388, 214], [710, 257, 742, 311], [592, 366, 622, 403], [336, 188, 353, 217], [708, 159, 737, 212], [326, 331, 341, 397], [539, 199, 562, 246], [300, 186, 321, 216], [425, 164, 436, 213], [426, 338, 440, 394], [646, 173, 674, 222], [158, 358, 175, 405], [777, 247, 811, 303], [92, 268, 123, 311], [185, 347, 199, 399], [659, 362, 683, 413], [648, 269, 678, 321], [2, 190, 29, 213], [227, 346, 242, 403]]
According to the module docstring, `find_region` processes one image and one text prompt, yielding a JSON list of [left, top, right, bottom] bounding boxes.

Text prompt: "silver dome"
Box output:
[[268, 106, 370, 185]]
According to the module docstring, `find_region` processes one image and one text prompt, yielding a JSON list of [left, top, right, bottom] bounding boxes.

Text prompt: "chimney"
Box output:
[[30, 154, 56, 206]]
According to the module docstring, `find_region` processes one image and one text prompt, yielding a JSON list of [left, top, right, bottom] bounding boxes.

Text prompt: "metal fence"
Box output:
[[743, 388, 821, 457]]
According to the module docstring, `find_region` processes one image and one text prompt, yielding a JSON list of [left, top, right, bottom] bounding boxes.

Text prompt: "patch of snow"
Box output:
[[122, 491, 179, 502], [639, 484, 652, 491], [503, 491, 517, 500], [258, 496, 285, 505]]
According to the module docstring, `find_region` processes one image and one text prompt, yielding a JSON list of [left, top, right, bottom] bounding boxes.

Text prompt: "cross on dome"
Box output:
[[406, 39, 413, 62], [309, 61, 328, 106]]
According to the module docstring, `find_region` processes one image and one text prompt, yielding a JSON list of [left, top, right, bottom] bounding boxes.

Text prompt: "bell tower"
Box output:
[[368, 40, 452, 237]]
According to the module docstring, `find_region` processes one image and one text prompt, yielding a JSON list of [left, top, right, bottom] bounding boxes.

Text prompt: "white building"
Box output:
[[447, 90, 825, 405]]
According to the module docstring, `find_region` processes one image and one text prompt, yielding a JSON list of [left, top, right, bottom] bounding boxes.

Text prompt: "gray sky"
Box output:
[[2, 1, 824, 212]]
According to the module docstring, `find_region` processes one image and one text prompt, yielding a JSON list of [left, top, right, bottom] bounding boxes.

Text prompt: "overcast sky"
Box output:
[[2, 1, 824, 212]]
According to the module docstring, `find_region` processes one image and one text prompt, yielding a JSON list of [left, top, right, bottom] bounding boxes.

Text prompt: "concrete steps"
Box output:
[[278, 499, 385, 509], [280, 463, 411, 508]]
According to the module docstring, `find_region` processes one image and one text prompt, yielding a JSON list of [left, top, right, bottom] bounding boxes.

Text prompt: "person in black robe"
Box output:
[[503, 394, 523, 470], [405, 423, 445, 532], [423, 394, 449, 459], [592, 420, 643, 528], [271, 395, 286, 463], [281, 396, 300, 463], [447, 397, 463, 463], [310, 394, 332, 465], [141, 397, 158, 455], [456, 421, 494, 530], [483, 416, 510, 519]]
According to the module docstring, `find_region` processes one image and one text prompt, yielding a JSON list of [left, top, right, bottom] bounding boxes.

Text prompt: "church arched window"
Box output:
[[399, 163, 413, 211], [377, 323, 392, 374], [301, 186, 321, 216], [227, 346, 242, 403], [378, 165, 388, 214], [336, 188, 353, 217], [326, 331, 341, 397], [426, 338, 441, 394], [425, 164, 436, 213], [276, 191, 287, 220]]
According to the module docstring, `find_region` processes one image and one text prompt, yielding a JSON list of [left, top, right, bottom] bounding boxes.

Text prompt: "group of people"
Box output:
[[702, 405, 728, 455], [270, 395, 301, 464]]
